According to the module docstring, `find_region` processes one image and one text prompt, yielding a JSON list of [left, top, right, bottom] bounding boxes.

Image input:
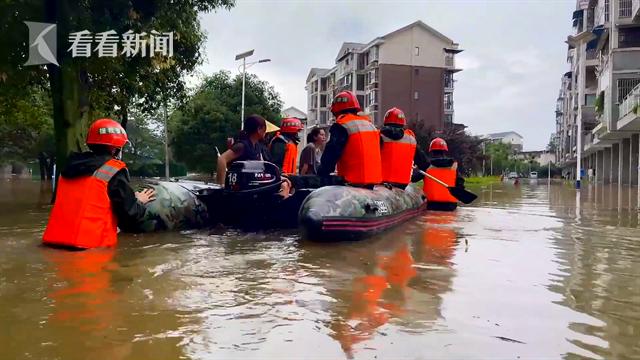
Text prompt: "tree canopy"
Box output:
[[0, 0, 235, 170], [170, 71, 283, 173]]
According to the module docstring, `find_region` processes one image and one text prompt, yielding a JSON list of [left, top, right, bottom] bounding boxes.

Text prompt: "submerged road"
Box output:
[[1, 179, 639, 359]]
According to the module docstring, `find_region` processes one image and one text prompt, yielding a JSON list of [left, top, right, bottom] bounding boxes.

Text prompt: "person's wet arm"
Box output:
[[411, 147, 430, 182], [216, 144, 243, 185], [108, 171, 149, 233]]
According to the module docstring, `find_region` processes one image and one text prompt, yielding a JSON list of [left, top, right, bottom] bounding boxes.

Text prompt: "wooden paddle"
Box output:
[[415, 167, 478, 204]]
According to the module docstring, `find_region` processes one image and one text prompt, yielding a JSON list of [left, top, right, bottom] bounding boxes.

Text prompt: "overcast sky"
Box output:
[[196, 0, 575, 151]]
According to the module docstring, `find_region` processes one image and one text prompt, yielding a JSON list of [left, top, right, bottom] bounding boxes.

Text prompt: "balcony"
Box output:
[[586, 48, 598, 67], [616, 82, 640, 131], [444, 80, 454, 92], [444, 100, 454, 113]]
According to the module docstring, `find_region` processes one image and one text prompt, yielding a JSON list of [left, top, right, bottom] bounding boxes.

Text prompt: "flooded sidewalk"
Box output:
[[1, 179, 639, 359]]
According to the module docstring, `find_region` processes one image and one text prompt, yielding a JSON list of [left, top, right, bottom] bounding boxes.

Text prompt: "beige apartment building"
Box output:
[[306, 21, 462, 130]]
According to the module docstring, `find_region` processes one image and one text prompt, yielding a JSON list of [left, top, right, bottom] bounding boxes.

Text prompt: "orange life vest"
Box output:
[[336, 114, 382, 185], [381, 129, 417, 185], [42, 159, 127, 249], [269, 133, 298, 174], [423, 161, 458, 203]]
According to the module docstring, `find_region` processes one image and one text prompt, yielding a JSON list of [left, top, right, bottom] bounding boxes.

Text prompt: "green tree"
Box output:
[[414, 126, 486, 176], [0, 84, 54, 163], [121, 104, 165, 175], [0, 0, 235, 172], [170, 71, 283, 173]]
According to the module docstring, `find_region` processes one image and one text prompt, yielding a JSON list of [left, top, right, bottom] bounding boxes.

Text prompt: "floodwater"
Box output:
[[1, 179, 640, 359]]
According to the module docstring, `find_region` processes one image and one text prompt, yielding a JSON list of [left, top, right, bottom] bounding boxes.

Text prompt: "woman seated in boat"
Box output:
[[216, 115, 275, 185], [418, 137, 466, 211]]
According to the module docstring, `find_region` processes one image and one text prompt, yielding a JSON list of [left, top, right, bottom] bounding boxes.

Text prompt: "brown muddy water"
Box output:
[[1, 179, 639, 359]]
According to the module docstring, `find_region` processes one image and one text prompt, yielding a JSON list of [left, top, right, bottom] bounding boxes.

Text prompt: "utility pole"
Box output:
[[235, 50, 271, 130], [482, 141, 486, 177], [240, 56, 246, 130], [164, 98, 170, 180]]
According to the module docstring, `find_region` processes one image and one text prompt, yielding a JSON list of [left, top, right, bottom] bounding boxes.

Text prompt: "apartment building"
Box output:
[[305, 21, 462, 130], [483, 131, 524, 152], [555, 0, 640, 187]]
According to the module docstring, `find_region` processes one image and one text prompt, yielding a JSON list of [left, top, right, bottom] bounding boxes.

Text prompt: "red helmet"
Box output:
[[280, 117, 304, 134], [384, 107, 406, 126], [86, 118, 128, 148], [429, 137, 448, 152], [331, 91, 361, 115]]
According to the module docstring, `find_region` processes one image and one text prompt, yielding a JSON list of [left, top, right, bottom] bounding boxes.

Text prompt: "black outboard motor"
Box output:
[[222, 161, 283, 228], [225, 161, 281, 193]]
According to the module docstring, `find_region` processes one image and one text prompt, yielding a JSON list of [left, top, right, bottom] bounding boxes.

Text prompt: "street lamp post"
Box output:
[[235, 50, 271, 130]]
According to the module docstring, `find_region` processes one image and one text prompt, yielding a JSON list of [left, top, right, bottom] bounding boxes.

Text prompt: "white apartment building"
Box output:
[[556, 0, 640, 187]]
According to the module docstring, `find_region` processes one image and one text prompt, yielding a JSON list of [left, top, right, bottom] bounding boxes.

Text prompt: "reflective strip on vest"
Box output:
[[93, 163, 122, 182], [341, 119, 378, 135], [381, 134, 417, 146]]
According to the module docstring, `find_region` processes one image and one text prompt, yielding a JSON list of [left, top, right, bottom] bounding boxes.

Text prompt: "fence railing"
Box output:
[[619, 82, 640, 118]]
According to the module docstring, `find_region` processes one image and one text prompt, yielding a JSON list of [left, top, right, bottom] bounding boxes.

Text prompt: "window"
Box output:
[[618, 27, 640, 48], [357, 95, 365, 107], [414, 91, 419, 100], [346, 58, 350, 65], [414, 46, 420, 56], [414, 68, 419, 76], [357, 74, 365, 91]]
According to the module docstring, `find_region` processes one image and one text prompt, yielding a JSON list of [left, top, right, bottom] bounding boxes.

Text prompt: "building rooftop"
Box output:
[[485, 131, 524, 139], [305, 68, 331, 83], [335, 42, 366, 62]]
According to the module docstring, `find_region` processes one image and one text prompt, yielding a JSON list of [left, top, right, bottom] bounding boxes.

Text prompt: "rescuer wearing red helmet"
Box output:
[[269, 117, 304, 174], [42, 118, 156, 249], [421, 137, 465, 211], [317, 91, 382, 188], [379, 107, 430, 189]]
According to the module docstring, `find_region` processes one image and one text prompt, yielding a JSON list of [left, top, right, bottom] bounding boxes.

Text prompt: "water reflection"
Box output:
[[0, 180, 639, 359], [547, 183, 640, 359], [45, 248, 119, 330]]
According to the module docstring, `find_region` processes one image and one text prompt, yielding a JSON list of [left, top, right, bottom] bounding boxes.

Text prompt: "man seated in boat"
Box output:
[[316, 90, 382, 189], [379, 107, 430, 189], [268, 117, 304, 175], [418, 138, 466, 211]]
